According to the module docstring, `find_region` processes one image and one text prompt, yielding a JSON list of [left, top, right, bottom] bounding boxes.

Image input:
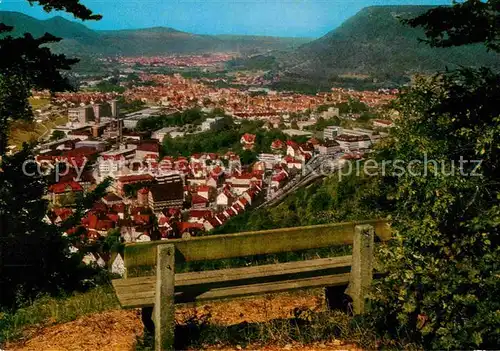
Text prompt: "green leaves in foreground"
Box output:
[[369, 69, 500, 349]]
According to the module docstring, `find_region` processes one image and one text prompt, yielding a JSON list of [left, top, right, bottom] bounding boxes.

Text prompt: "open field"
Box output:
[[8, 115, 68, 150], [28, 98, 51, 110]]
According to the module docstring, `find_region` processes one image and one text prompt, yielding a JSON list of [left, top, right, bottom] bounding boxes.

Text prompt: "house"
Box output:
[[235, 197, 249, 209], [137, 187, 149, 207], [148, 180, 184, 212], [258, 153, 282, 169], [271, 171, 288, 189], [240, 133, 256, 150], [51, 207, 74, 225], [191, 194, 209, 209], [111, 253, 126, 277], [307, 138, 321, 150], [286, 140, 300, 158], [214, 213, 228, 226], [216, 188, 234, 207], [112, 203, 126, 219], [232, 183, 255, 196], [299, 143, 314, 157], [271, 139, 285, 152], [48, 181, 83, 205], [203, 218, 220, 232], [82, 252, 105, 268], [373, 119, 394, 128], [102, 193, 123, 206], [116, 174, 154, 196], [283, 156, 303, 170], [227, 172, 262, 187], [206, 176, 218, 189], [197, 185, 214, 201], [135, 141, 160, 160], [188, 209, 213, 223], [177, 222, 204, 237]]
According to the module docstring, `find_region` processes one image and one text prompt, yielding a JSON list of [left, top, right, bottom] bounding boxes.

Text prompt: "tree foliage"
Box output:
[[0, 0, 103, 309], [0, 148, 110, 308], [369, 69, 500, 349], [405, 0, 500, 52], [364, 4, 500, 348]]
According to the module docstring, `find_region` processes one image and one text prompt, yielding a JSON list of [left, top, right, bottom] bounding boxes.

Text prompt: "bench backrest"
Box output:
[[123, 219, 391, 272], [116, 220, 392, 351]]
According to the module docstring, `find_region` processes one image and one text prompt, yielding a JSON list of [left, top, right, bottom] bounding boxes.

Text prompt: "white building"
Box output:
[[323, 126, 342, 140], [318, 140, 341, 155], [152, 127, 177, 141], [335, 134, 372, 151], [258, 153, 282, 169], [321, 107, 340, 119], [201, 116, 225, 132]]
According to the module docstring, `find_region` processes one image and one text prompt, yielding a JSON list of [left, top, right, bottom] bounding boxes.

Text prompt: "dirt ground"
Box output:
[[6, 292, 359, 351]]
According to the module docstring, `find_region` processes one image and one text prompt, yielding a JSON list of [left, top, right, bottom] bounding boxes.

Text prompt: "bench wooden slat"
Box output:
[[112, 256, 352, 308], [176, 255, 351, 286], [124, 220, 390, 268], [114, 273, 350, 308], [177, 273, 350, 305]]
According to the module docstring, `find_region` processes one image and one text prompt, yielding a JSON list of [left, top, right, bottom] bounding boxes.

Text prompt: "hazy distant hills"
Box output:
[[3, 7, 499, 86], [0, 11, 311, 56], [279, 6, 500, 85]]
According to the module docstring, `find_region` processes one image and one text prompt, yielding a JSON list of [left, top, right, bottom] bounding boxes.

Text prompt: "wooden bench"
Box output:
[[112, 220, 391, 351]]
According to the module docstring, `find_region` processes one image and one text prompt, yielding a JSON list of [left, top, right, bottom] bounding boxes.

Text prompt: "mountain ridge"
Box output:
[[0, 11, 311, 55], [278, 5, 500, 87]]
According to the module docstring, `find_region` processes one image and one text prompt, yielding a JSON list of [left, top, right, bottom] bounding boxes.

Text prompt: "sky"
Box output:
[[1, 0, 451, 37]]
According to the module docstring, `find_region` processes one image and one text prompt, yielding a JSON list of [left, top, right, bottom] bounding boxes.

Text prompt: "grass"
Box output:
[[137, 303, 418, 350], [0, 284, 417, 350], [8, 114, 69, 149], [0, 285, 119, 345], [29, 98, 51, 110], [178, 310, 376, 349]]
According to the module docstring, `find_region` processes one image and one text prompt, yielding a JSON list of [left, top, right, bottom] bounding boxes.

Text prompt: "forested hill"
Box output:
[[279, 5, 500, 86], [0, 11, 311, 56]]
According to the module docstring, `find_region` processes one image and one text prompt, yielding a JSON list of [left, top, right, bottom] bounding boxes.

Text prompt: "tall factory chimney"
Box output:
[[111, 99, 119, 118], [93, 103, 101, 124]]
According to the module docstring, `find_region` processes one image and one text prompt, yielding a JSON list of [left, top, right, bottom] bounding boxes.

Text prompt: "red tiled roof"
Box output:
[[49, 181, 83, 194], [191, 194, 208, 205], [272, 173, 287, 182], [137, 142, 160, 153], [118, 174, 154, 183], [271, 139, 285, 149], [112, 203, 126, 213], [189, 210, 213, 219], [241, 133, 256, 143], [307, 138, 320, 145], [138, 187, 149, 195], [134, 214, 151, 225], [177, 222, 204, 233], [373, 119, 393, 125]]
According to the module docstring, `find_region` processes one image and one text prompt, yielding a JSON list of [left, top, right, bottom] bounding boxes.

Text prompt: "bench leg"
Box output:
[[142, 307, 155, 338], [345, 224, 374, 315], [154, 244, 176, 351]]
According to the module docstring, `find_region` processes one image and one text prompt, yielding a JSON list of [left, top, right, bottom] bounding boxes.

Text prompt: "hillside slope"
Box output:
[[0, 11, 311, 55], [281, 6, 500, 84]]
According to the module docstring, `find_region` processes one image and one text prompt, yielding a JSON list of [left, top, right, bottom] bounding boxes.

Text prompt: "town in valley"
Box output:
[[17, 53, 396, 273]]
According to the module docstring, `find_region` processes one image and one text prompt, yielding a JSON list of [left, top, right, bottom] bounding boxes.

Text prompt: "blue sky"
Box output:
[[2, 0, 451, 37]]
